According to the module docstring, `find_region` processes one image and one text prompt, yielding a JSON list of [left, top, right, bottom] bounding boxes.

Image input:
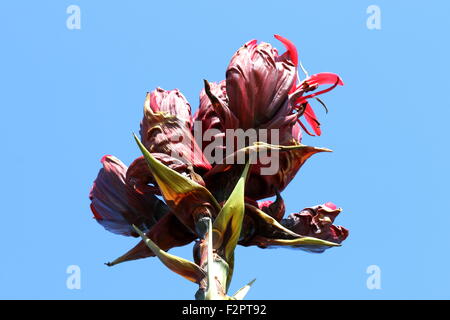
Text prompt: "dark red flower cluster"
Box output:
[[89, 35, 348, 266]]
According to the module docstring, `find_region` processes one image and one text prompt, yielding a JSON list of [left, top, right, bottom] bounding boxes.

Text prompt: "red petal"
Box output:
[[296, 74, 343, 104], [100, 154, 113, 164], [245, 39, 258, 48], [303, 102, 322, 136], [306, 72, 344, 86], [274, 34, 298, 67]]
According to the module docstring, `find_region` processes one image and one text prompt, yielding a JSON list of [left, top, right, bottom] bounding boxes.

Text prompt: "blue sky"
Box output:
[[0, 0, 449, 299]]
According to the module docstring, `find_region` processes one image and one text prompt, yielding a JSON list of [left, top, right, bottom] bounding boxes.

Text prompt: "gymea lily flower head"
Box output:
[[88, 35, 347, 299]]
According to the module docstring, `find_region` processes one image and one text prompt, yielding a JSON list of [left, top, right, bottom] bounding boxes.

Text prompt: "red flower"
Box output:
[[225, 39, 297, 131], [275, 34, 344, 136], [290, 73, 344, 136], [89, 35, 348, 267], [239, 200, 346, 252], [195, 36, 343, 200], [281, 202, 349, 252], [140, 88, 211, 173], [89, 155, 168, 237]]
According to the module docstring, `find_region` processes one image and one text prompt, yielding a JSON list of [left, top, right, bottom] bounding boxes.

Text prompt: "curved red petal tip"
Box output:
[[245, 39, 258, 47], [274, 34, 298, 67], [100, 155, 113, 164], [314, 126, 322, 136], [324, 202, 337, 210], [307, 72, 344, 86], [304, 116, 321, 136]]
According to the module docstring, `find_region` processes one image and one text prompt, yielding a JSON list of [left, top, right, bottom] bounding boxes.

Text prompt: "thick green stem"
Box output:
[[195, 218, 229, 300]]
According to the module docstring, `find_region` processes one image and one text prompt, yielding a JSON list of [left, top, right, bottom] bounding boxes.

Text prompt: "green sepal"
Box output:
[[212, 162, 250, 262], [231, 278, 256, 300], [133, 225, 206, 284]]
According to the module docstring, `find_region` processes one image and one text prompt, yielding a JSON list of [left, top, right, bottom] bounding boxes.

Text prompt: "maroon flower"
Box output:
[[90, 152, 205, 265], [281, 202, 349, 252], [89, 35, 348, 271], [226, 39, 297, 130], [91, 87, 220, 266], [89, 155, 168, 237], [238, 201, 347, 253], [195, 35, 343, 200], [140, 88, 211, 173]]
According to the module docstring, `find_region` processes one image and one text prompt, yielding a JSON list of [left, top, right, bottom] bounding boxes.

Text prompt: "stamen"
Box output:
[[300, 77, 341, 102], [291, 65, 311, 94], [297, 119, 316, 136], [298, 60, 309, 78], [294, 102, 307, 117], [315, 98, 329, 114]]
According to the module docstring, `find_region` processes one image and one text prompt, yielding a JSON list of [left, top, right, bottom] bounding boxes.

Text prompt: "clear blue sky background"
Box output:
[[1, 0, 449, 300]]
